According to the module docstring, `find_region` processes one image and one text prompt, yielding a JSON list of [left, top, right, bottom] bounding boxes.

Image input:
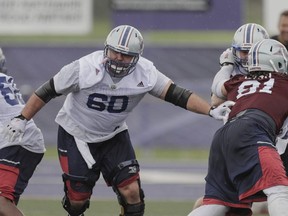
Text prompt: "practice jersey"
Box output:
[[0, 73, 45, 153], [54, 51, 170, 143], [224, 73, 288, 134]]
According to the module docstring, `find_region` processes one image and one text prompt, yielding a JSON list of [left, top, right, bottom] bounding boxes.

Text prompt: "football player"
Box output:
[[0, 48, 45, 216], [193, 23, 270, 215], [211, 23, 270, 107], [188, 38, 288, 216], [212, 22, 288, 215], [2, 25, 232, 216]]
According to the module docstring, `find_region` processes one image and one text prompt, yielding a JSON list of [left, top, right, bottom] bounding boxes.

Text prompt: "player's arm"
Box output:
[[160, 81, 234, 119], [150, 71, 233, 119], [161, 81, 209, 115], [211, 94, 225, 107], [20, 61, 80, 120], [211, 65, 233, 99], [220, 84, 228, 98], [210, 48, 234, 106], [21, 78, 61, 120]]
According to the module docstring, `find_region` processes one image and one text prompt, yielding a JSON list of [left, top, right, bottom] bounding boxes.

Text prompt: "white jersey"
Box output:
[[0, 73, 45, 153], [54, 51, 170, 143]]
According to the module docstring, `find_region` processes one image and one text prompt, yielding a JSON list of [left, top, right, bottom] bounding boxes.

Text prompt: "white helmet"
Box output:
[[104, 25, 144, 78], [248, 39, 288, 73], [0, 48, 7, 74], [232, 23, 269, 71]]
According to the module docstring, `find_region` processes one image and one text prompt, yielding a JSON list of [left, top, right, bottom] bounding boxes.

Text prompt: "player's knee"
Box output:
[[118, 180, 141, 202], [61, 173, 93, 216], [62, 195, 90, 216], [111, 160, 145, 215], [117, 182, 145, 216], [114, 180, 145, 216]]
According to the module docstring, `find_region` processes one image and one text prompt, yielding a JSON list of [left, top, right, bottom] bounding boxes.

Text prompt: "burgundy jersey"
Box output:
[[224, 73, 288, 133]]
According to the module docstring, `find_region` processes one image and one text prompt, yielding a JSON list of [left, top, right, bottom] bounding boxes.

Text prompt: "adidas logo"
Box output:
[[137, 81, 144, 87], [128, 166, 137, 173]]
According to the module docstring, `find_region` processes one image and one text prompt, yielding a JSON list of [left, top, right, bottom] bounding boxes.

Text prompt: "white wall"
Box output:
[[263, 0, 288, 36]]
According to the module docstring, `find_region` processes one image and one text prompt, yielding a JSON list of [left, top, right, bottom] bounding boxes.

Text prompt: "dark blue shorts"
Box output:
[[203, 110, 288, 208], [0, 146, 44, 204], [57, 126, 139, 201]]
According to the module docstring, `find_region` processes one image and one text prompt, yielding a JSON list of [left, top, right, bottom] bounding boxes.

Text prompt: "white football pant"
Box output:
[[263, 185, 288, 216], [187, 204, 229, 216]]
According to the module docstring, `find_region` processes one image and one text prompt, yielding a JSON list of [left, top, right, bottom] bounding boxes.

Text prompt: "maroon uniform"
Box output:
[[225, 73, 288, 134]]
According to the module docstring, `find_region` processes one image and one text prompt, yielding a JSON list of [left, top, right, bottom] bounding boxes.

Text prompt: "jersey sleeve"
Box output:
[[149, 69, 171, 97], [53, 60, 80, 95]]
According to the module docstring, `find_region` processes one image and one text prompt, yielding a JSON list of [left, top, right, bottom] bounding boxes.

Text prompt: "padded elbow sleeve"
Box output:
[[34, 78, 61, 103], [164, 83, 192, 109]]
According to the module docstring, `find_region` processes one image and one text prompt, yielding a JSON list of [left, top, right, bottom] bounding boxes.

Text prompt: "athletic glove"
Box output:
[[4, 114, 27, 143], [209, 101, 235, 121], [219, 48, 234, 66]]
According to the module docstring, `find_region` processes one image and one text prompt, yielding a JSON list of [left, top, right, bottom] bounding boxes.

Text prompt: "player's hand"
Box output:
[[209, 101, 235, 121], [4, 115, 27, 142], [219, 48, 234, 66]]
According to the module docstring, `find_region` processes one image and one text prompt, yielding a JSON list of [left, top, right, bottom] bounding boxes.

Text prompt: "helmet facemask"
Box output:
[[232, 47, 250, 70], [104, 45, 139, 78], [103, 25, 144, 78]]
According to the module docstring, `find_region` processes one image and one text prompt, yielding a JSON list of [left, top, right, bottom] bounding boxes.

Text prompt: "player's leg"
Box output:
[[57, 126, 99, 216], [0, 145, 43, 216], [61, 173, 94, 216], [263, 185, 288, 216], [102, 130, 145, 216], [0, 197, 24, 216], [113, 169, 144, 216], [240, 146, 288, 216], [193, 196, 254, 216], [187, 204, 229, 216], [113, 178, 145, 216], [192, 197, 252, 216]]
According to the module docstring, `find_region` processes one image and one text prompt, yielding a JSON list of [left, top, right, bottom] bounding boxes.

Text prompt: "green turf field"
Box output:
[[18, 199, 268, 216], [18, 199, 193, 216]]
